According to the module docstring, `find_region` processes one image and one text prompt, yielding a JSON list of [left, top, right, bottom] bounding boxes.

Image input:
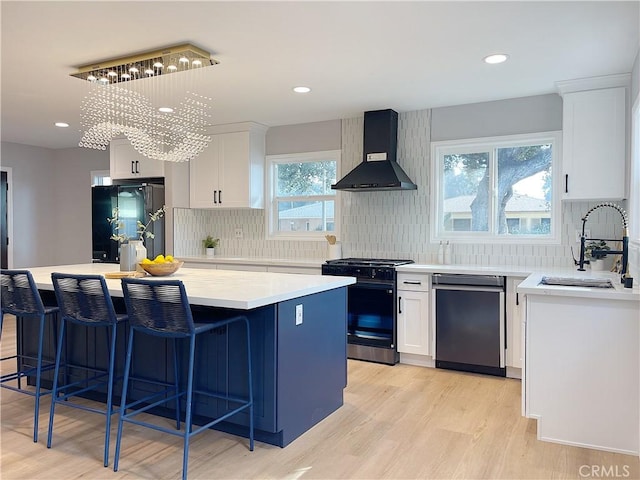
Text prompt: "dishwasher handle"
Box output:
[[432, 284, 505, 293]]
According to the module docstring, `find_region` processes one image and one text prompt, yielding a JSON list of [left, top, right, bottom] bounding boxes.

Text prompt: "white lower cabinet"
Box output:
[[397, 274, 430, 356]]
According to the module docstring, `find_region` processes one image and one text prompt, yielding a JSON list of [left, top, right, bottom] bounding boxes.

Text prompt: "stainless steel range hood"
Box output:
[[332, 109, 417, 192]]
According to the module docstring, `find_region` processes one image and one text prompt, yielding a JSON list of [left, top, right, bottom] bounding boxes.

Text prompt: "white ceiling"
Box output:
[[1, 1, 638, 150]]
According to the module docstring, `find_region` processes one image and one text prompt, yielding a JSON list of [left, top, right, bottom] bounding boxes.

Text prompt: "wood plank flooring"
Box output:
[[1, 316, 638, 479]]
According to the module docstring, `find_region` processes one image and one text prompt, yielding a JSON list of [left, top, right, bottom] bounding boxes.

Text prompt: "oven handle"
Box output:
[[352, 280, 395, 290], [432, 284, 504, 293]]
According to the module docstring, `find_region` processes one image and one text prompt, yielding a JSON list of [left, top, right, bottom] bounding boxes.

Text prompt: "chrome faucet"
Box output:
[[577, 203, 629, 280]]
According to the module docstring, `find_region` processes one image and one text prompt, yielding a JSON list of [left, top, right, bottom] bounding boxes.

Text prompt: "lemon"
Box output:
[[141, 258, 152, 265], [165, 255, 174, 263], [153, 254, 165, 264]]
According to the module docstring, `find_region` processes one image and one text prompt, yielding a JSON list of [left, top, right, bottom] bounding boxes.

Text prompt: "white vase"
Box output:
[[120, 243, 137, 272], [129, 240, 147, 272], [206, 247, 215, 257], [590, 259, 605, 271]]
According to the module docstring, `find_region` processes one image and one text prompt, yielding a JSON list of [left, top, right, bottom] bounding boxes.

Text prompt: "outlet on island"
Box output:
[[235, 228, 243, 239]]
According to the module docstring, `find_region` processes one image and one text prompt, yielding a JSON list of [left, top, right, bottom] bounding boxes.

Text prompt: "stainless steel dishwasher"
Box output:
[[432, 273, 506, 377]]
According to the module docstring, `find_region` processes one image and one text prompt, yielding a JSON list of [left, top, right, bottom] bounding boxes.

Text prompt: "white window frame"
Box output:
[[265, 150, 341, 241], [430, 131, 562, 244], [630, 94, 640, 245]]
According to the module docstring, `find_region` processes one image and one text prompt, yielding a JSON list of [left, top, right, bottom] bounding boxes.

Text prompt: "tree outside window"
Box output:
[[267, 151, 340, 239]]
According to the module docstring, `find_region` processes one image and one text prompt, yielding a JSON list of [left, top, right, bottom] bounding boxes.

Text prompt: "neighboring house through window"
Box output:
[[266, 150, 340, 239], [431, 132, 561, 243]]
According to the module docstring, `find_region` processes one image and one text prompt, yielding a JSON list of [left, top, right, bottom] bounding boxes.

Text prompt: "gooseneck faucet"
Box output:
[[577, 202, 629, 280]]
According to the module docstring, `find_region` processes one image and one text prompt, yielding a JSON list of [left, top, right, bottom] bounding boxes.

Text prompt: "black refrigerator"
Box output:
[[92, 181, 165, 263]]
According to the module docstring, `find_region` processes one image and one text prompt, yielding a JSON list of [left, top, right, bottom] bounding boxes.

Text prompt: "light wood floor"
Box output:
[[1, 316, 638, 480]]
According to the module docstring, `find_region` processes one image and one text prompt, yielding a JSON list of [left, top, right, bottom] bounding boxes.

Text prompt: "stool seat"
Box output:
[[47, 273, 127, 468], [114, 277, 254, 480], [1, 269, 60, 443]]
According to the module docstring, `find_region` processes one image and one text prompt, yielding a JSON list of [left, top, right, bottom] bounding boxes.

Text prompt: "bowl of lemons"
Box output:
[[139, 255, 184, 276]]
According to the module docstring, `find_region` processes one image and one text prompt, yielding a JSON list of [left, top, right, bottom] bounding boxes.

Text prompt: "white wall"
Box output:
[[0, 141, 108, 267]]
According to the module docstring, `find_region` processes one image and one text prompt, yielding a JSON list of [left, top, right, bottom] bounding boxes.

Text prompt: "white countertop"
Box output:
[[396, 263, 583, 277], [517, 271, 639, 302], [181, 255, 324, 268], [27, 263, 355, 310], [396, 262, 639, 301]]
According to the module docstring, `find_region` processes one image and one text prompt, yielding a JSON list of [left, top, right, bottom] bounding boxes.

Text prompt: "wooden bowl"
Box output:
[[139, 261, 184, 277]]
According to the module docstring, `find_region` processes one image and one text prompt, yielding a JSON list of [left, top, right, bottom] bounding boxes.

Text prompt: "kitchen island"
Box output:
[[21, 263, 355, 447], [518, 272, 640, 455]]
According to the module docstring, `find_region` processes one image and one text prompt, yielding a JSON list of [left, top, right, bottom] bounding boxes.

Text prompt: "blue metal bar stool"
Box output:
[[0, 269, 59, 443], [47, 273, 127, 467], [114, 277, 254, 480]]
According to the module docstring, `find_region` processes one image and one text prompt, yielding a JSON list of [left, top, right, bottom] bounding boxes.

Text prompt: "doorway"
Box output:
[[1, 168, 12, 268]]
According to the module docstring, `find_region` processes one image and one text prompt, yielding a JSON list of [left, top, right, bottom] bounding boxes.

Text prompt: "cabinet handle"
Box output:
[[403, 281, 421, 285], [213, 190, 217, 204], [131, 161, 135, 175], [219, 190, 222, 204], [516, 292, 519, 306], [136, 161, 140, 174], [398, 296, 402, 314], [565, 174, 568, 193]]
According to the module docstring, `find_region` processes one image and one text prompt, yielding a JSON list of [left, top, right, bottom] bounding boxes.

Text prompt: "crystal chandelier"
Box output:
[[71, 44, 218, 162]]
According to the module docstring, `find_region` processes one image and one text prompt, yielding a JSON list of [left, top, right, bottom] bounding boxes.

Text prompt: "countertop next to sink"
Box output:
[[397, 263, 639, 302]]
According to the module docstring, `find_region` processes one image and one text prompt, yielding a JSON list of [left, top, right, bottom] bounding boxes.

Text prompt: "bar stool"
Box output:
[[0, 269, 59, 443], [114, 277, 254, 480], [47, 273, 127, 467]]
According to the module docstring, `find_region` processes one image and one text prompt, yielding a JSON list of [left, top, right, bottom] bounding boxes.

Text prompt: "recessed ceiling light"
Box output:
[[483, 53, 509, 64], [293, 86, 311, 93], [158, 107, 174, 113], [55, 122, 69, 128]]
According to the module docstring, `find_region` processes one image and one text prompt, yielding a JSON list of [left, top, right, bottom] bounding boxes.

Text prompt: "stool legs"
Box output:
[[47, 320, 119, 467], [113, 328, 134, 474]]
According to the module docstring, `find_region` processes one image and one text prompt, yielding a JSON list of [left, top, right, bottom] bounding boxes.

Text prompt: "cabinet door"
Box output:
[[506, 277, 523, 369], [397, 289, 430, 356], [189, 137, 222, 208], [110, 139, 165, 179], [217, 131, 251, 208], [562, 87, 626, 200]]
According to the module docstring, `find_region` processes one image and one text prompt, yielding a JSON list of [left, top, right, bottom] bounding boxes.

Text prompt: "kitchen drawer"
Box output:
[[397, 273, 430, 292]]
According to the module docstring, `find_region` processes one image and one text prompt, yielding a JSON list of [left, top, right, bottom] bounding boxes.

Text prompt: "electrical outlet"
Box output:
[[575, 229, 591, 243], [295, 304, 303, 325], [235, 228, 243, 239]]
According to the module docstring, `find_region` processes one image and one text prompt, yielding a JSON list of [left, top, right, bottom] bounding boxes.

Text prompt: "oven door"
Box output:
[[347, 281, 395, 349]]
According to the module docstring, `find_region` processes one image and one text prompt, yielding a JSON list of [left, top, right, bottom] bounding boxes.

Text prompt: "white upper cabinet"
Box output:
[[190, 122, 267, 209], [110, 138, 165, 179], [558, 75, 629, 201]]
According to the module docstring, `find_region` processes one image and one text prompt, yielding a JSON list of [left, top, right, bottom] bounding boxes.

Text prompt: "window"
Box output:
[[630, 96, 640, 244], [266, 150, 340, 240], [431, 132, 561, 243]]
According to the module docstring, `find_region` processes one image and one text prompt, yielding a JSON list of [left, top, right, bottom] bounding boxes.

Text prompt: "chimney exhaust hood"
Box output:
[[332, 109, 417, 192]]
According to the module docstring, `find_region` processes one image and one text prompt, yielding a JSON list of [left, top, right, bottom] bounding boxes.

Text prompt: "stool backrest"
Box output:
[[121, 278, 194, 336], [1, 269, 46, 317], [51, 273, 118, 326]]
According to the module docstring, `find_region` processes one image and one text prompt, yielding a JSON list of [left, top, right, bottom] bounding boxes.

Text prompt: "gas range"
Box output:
[[322, 258, 414, 282], [321, 258, 413, 365]]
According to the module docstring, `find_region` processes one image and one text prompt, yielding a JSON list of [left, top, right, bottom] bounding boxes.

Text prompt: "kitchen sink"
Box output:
[[539, 276, 614, 288]]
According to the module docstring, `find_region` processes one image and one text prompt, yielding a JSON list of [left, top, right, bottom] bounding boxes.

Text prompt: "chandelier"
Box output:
[[71, 44, 218, 162]]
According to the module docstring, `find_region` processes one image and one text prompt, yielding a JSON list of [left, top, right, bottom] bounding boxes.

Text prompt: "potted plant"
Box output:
[[586, 240, 610, 271], [203, 235, 219, 257]]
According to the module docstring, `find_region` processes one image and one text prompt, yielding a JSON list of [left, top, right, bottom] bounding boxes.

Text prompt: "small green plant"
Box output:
[[203, 235, 220, 249], [586, 240, 610, 260]]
